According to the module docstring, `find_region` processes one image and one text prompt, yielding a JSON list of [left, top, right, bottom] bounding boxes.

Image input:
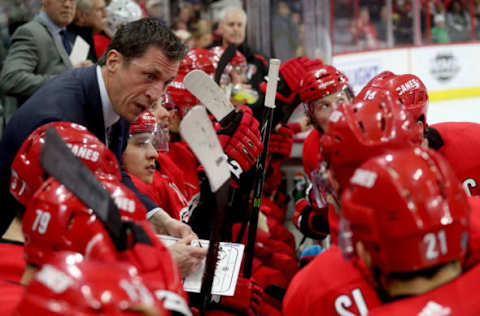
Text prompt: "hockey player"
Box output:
[[19, 174, 195, 314], [365, 71, 480, 198], [283, 88, 422, 316], [293, 60, 355, 240], [342, 147, 480, 315], [124, 110, 191, 222], [1, 122, 123, 285], [357, 72, 480, 271], [9, 122, 121, 208]]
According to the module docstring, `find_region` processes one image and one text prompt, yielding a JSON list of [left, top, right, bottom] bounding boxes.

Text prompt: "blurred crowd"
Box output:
[[341, 0, 480, 50]]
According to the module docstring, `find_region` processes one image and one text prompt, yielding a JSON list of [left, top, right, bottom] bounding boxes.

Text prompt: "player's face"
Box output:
[[310, 90, 352, 131], [123, 133, 158, 184], [106, 46, 180, 123], [42, 0, 76, 28], [221, 11, 246, 46]]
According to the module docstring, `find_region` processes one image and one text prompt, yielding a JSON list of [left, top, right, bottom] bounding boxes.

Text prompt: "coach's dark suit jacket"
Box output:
[[0, 66, 156, 234]]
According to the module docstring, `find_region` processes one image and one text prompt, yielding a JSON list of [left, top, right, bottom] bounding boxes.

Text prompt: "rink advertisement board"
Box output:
[[332, 43, 480, 101], [333, 50, 408, 94]]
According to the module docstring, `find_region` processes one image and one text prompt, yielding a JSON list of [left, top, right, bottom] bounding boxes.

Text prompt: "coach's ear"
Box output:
[[355, 240, 372, 269], [105, 49, 123, 73]]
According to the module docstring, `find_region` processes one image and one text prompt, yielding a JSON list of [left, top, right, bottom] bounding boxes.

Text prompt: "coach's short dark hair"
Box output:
[[98, 18, 186, 65]]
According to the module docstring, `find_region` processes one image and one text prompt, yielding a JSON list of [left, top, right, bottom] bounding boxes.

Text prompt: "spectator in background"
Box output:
[[291, 9, 304, 57], [272, 1, 299, 61], [350, 6, 378, 49], [212, 6, 269, 93], [446, 0, 471, 42], [475, 0, 480, 40], [67, 0, 107, 63], [376, 5, 389, 45], [393, 0, 413, 45], [432, 14, 449, 43], [94, 0, 142, 58], [145, 0, 166, 23], [6, 0, 30, 35], [0, 5, 7, 68], [171, 4, 193, 31], [0, 0, 91, 106], [190, 19, 213, 48]]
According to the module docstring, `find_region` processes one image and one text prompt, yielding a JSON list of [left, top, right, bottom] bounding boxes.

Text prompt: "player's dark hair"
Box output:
[[98, 18, 186, 65]]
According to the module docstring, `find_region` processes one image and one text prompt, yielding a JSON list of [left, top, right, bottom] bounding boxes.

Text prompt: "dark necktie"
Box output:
[[106, 125, 113, 148], [59, 30, 72, 55]]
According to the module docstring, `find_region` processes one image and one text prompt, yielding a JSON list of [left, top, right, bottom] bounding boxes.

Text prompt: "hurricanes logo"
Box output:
[[395, 79, 420, 96], [66, 144, 100, 162]]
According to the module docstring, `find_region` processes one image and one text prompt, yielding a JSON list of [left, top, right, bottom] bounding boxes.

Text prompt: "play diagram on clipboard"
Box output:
[[158, 235, 245, 296]]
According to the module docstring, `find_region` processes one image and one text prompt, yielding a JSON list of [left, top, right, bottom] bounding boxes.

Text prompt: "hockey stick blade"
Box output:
[[179, 106, 230, 192], [183, 70, 235, 124], [41, 128, 125, 249]]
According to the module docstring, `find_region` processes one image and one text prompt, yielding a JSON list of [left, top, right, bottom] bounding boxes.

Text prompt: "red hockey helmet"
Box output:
[[129, 110, 168, 151], [341, 146, 470, 274], [17, 251, 165, 316], [362, 71, 396, 89], [178, 48, 216, 77], [22, 174, 146, 266], [10, 122, 121, 206], [299, 62, 352, 104], [321, 88, 422, 189], [129, 110, 157, 135], [209, 46, 247, 73], [166, 76, 200, 118], [359, 72, 429, 123], [388, 73, 429, 123]]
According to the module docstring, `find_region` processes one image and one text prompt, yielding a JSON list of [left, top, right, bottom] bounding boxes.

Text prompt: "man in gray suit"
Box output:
[[0, 0, 92, 105]]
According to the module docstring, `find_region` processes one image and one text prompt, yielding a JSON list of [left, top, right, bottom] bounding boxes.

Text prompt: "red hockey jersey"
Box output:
[[283, 245, 381, 316], [368, 263, 480, 316], [433, 122, 480, 197], [0, 279, 23, 314], [0, 240, 25, 283]]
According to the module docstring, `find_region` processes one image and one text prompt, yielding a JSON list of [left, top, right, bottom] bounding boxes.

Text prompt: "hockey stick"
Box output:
[[243, 59, 281, 278], [183, 69, 236, 126], [41, 128, 126, 250], [179, 106, 231, 314], [214, 43, 237, 84]]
